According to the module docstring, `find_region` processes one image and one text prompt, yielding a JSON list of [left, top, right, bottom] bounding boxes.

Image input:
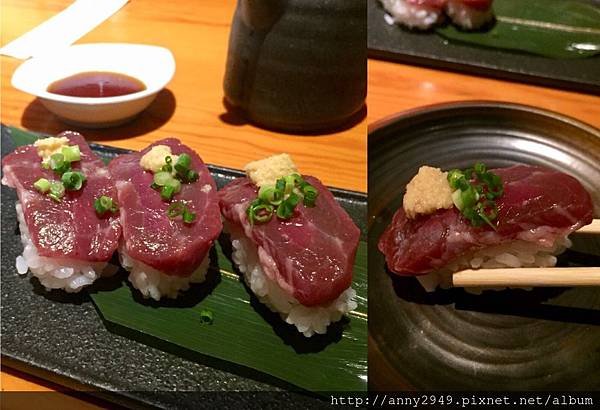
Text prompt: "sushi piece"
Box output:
[[380, 0, 446, 30], [219, 154, 360, 337], [446, 0, 494, 30], [378, 164, 594, 292], [109, 139, 222, 301], [1, 131, 121, 292]]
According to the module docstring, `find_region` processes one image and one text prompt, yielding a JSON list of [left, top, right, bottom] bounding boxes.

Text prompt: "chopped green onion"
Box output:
[[199, 309, 213, 324], [301, 184, 318, 207], [473, 162, 486, 175], [153, 171, 173, 186], [276, 193, 299, 219], [447, 169, 464, 190], [283, 174, 302, 195], [258, 186, 283, 206], [33, 178, 51, 193], [167, 202, 186, 218], [167, 202, 196, 224], [447, 163, 504, 230], [182, 208, 196, 224], [61, 145, 81, 162], [49, 153, 71, 175], [165, 156, 172, 164], [94, 196, 118, 215], [186, 169, 199, 182], [48, 181, 65, 202], [275, 178, 285, 192], [175, 153, 191, 173], [247, 173, 319, 224], [250, 203, 274, 224], [160, 185, 176, 200], [169, 178, 182, 193], [61, 171, 86, 191], [161, 163, 173, 173]]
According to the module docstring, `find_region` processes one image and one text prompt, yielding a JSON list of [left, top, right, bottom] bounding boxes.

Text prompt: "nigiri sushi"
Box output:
[[1, 131, 121, 292], [219, 154, 360, 337], [446, 0, 494, 30], [380, 0, 446, 30], [109, 139, 222, 300], [378, 164, 594, 292]]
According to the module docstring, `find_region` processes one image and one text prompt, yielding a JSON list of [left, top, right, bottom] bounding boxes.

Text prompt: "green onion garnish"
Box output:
[[447, 163, 504, 229], [182, 208, 196, 224], [283, 173, 301, 195], [49, 153, 71, 175], [61, 171, 86, 191], [167, 202, 186, 218], [246, 173, 319, 224], [276, 192, 299, 219], [249, 203, 274, 224], [33, 178, 51, 193], [199, 309, 213, 324], [175, 153, 191, 173], [48, 181, 65, 202], [169, 178, 182, 194], [186, 169, 199, 182], [301, 183, 318, 207], [258, 186, 283, 206], [167, 201, 196, 224], [151, 152, 199, 200], [61, 145, 81, 162], [153, 171, 172, 186], [160, 185, 176, 200], [94, 196, 118, 215]]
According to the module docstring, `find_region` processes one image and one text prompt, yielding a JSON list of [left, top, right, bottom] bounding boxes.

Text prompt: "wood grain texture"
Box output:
[[0, 0, 367, 193], [368, 59, 600, 128]]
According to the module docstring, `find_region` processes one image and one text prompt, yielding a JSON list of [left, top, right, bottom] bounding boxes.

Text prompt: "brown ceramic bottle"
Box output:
[[223, 0, 366, 132]]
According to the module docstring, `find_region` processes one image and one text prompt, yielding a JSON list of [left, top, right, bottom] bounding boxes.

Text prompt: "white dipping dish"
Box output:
[[11, 43, 175, 128]]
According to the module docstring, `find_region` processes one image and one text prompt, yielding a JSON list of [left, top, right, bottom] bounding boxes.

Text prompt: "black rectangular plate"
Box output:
[[0, 126, 366, 409], [368, 0, 600, 94]]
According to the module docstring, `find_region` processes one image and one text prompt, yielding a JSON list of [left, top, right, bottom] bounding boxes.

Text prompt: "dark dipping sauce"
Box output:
[[47, 71, 146, 98]]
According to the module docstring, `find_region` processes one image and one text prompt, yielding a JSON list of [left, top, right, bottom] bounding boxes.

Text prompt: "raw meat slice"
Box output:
[[379, 165, 594, 275], [109, 138, 222, 276], [2, 131, 120, 262], [219, 176, 360, 306]]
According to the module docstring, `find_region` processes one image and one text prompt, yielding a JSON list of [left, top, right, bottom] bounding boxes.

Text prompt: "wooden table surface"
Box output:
[[2, 0, 600, 406]]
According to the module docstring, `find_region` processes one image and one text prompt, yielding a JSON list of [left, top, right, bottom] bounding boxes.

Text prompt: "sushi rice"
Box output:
[[445, 0, 493, 30], [416, 234, 572, 294], [15, 202, 116, 292], [380, 0, 444, 30], [226, 222, 358, 337], [119, 244, 210, 301]]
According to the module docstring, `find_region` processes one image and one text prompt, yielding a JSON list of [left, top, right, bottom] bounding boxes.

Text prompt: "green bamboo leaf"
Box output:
[[91, 241, 368, 393], [436, 0, 600, 59], [7, 126, 48, 146]]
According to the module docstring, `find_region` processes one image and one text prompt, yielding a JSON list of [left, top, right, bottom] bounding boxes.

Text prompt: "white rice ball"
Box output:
[[417, 235, 572, 294], [226, 222, 357, 337], [380, 0, 444, 30], [14, 202, 113, 293], [120, 244, 210, 301]]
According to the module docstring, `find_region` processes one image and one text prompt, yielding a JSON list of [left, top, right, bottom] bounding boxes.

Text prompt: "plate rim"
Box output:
[[368, 101, 600, 137]]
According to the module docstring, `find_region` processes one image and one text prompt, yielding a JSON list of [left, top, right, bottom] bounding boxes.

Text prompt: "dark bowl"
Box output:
[[368, 101, 600, 391]]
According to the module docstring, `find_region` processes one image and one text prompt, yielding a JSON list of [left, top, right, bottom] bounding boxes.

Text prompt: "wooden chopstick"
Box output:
[[576, 219, 600, 234], [447, 219, 600, 288], [452, 267, 600, 287]]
